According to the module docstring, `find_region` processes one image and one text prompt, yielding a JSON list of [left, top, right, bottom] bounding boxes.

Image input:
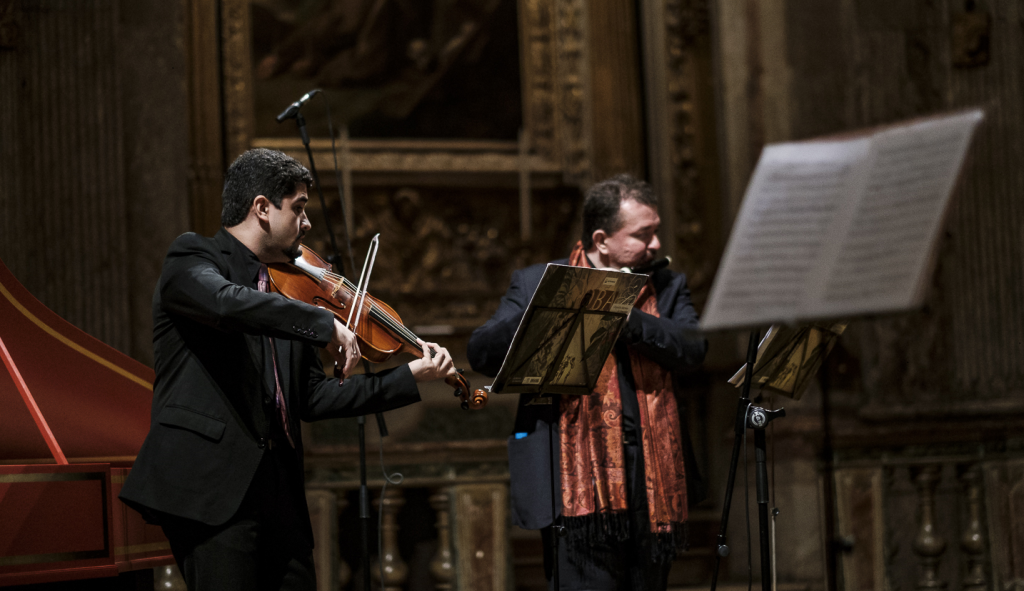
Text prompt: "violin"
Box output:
[[266, 245, 487, 410]]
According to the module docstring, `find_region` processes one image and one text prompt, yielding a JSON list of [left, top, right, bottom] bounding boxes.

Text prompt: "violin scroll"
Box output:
[[467, 388, 488, 410]]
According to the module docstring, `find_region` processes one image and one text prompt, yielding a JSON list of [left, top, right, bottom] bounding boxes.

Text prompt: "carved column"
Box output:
[[337, 494, 352, 590], [912, 465, 947, 590], [958, 465, 987, 591], [429, 490, 454, 590], [306, 489, 338, 591], [451, 483, 509, 591], [373, 488, 408, 591]]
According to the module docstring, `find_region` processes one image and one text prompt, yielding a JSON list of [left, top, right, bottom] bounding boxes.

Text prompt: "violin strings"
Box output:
[[321, 274, 421, 347]]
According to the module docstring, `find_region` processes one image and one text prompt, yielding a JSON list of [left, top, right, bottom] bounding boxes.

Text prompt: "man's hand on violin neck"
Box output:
[[409, 340, 457, 383], [329, 319, 360, 377]]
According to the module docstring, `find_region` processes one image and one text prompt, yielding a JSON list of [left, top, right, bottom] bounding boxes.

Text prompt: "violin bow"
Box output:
[[346, 233, 379, 335]]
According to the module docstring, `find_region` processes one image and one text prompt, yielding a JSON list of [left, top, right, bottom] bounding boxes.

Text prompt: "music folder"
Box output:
[[488, 264, 648, 396], [728, 322, 847, 400]]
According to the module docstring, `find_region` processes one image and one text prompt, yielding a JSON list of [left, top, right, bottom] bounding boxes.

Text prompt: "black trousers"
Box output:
[[160, 446, 315, 591], [542, 442, 673, 591]]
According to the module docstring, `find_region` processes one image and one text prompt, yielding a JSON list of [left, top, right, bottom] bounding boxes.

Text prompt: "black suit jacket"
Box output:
[[467, 260, 707, 529], [121, 230, 420, 539]]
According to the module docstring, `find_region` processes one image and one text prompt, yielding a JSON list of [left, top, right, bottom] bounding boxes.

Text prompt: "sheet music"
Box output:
[[489, 265, 647, 395], [702, 109, 983, 330], [704, 140, 871, 326], [822, 112, 982, 315]]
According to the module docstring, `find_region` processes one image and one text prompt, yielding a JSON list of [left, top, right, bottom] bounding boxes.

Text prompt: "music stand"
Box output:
[[711, 323, 846, 591], [729, 322, 847, 400], [700, 109, 984, 591], [486, 264, 647, 589]]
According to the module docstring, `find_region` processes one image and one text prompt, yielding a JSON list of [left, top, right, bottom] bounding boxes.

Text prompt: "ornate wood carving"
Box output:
[[519, 0, 560, 162], [220, 0, 254, 163], [553, 0, 593, 187], [219, 0, 594, 191], [662, 0, 719, 298], [253, 138, 562, 179]]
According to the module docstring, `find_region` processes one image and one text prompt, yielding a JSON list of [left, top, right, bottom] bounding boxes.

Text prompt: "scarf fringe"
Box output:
[[560, 514, 689, 567], [562, 512, 630, 548]]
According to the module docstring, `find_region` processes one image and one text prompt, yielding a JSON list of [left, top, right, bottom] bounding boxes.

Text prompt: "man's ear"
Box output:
[[252, 195, 271, 221], [592, 229, 610, 255]]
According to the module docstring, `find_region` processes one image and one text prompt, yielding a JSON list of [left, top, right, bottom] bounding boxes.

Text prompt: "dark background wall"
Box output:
[[0, 0, 189, 365]]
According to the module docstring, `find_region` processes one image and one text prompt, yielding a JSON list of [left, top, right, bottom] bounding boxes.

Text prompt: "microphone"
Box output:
[[276, 89, 321, 122], [622, 256, 672, 274]]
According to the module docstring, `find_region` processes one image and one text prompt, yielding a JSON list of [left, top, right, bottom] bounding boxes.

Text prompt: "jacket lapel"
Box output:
[[213, 229, 279, 402]]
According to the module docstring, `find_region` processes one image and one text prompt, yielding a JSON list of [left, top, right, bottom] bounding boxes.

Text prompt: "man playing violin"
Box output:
[[468, 174, 708, 591], [121, 148, 455, 591]]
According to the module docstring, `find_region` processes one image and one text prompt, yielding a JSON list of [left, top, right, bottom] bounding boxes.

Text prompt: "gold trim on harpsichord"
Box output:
[[0, 282, 153, 391], [113, 542, 172, 557], [0, 471, 105, 483], [0, 550, 109, 568], [0, 456, 136, 466]]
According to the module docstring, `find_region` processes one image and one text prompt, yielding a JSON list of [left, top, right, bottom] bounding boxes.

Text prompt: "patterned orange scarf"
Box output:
[[559, 242, 688, 539]]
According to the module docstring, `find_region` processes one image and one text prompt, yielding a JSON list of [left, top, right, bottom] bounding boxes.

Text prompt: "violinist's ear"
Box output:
[[252, 195, 272, 221]]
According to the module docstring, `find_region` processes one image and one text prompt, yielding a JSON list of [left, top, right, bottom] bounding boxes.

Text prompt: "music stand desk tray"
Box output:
[[490, 265, 647, 396]]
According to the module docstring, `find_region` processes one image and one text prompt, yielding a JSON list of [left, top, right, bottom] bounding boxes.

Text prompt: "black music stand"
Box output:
[[711, 322, 847, 591], [486, 264, 647, 589]]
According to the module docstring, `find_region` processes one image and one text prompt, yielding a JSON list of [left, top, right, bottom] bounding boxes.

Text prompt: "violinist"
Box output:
[[468, 174, 708, 591], [120, 148, 454, 591]]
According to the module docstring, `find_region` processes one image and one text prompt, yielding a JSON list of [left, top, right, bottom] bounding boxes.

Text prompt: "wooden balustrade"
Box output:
[[957, 464, 986, 591], [304, 480, 508, 591], [429, 490, 455, 590], [911, 465, 947, 590], [373, 487, 409, 591], [834, 454, 1023, 591]]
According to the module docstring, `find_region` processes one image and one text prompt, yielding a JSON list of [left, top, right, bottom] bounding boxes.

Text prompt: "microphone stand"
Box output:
[[710, 329, 785, 591], [283, 100, 385, 591]]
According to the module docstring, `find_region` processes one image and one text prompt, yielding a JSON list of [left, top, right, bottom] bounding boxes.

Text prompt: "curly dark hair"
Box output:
[[221, 148, 314, 227], [580, 174, 659, 249]]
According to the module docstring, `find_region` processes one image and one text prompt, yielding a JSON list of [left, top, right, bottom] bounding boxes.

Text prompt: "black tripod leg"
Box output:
[[820, 360, 839, 591], [548, 415, 561, 590], [710, 329, 759, 591], [755, 428, 772, 591], [357, 415, 371, 591]]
